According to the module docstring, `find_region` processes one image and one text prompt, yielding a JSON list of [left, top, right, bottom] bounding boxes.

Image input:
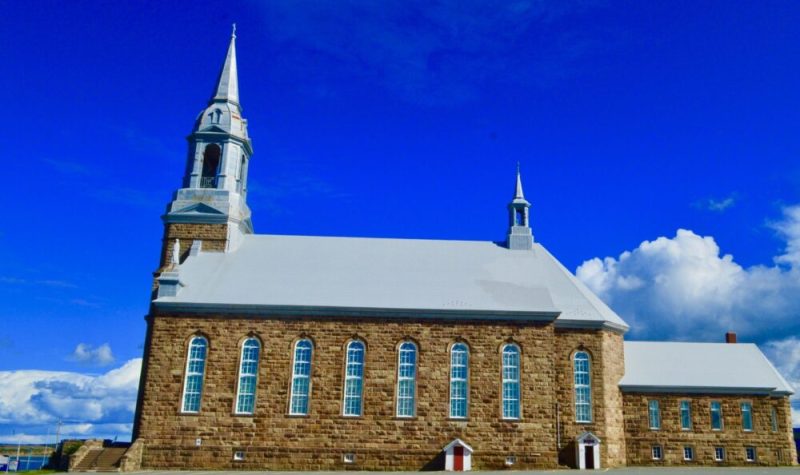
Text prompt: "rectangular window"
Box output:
[[651, 445, 663, 460], [741, 402, 753, 431], [648, 400, 661, 430], [680, 400, 692, 430], [771, 407, 779, 432], [745, 447, 756, 462], [683, 446, 694, 461], [714, 447, 725, 462], [710, 401, 723, 430]]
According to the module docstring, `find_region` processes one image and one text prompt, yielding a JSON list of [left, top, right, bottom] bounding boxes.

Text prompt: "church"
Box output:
[[128, 32, 797, 470]]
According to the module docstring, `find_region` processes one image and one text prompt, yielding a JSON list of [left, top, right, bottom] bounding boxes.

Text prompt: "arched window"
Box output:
[[501, 344, 520, 419], [574, 351, 592, 423], [396, 342, 417, 417], [342, 340, 365, 416], [449, 343, 469, 419], [289, 339, 313, 415], [181, 336, 208, 413], [234, 338, 260, 414], [200, 144, 221, 188]]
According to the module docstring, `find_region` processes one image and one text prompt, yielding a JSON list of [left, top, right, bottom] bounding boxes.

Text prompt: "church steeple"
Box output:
[[211, 25, 239, 105], [507, 165, 533, 250], [161, 27, 254, 259]]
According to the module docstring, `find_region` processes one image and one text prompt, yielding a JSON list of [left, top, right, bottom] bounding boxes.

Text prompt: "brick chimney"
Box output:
[[725, 332, 737, 344]]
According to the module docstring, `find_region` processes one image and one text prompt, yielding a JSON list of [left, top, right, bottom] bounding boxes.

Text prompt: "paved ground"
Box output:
[[130, 469, 800, 475]]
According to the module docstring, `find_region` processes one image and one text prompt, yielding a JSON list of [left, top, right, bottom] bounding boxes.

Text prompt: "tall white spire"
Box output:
[[507, 165, 533, 250], [211, 24, 239, 105]]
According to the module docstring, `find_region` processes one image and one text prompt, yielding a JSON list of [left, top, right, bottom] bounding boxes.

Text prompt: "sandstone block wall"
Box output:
[[622, 392, 796, 466], [553, 328, 626, 467], [136, 315, 616, 470]]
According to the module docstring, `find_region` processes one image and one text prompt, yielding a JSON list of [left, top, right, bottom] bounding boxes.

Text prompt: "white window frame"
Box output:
[[342, 340, 365, 417], [683, 446, 694, 461], [181, 336, 208, 413], [714, 447, 725, 462], [680, 400, 692, 430], [573, 351, 592, 423], [395, 341, 417, 418], [648, 400, 661, 430], [745, 446, 756, 462], [449, 343, 469, 419], [501, 344, 521, 420], [771, 406, 779, 432], [741, 402, 753, 432], [651, 445, 663, 460], [710, 401, 723, 431], [289, 339, 313, 415], [234, 337, 260, 415]]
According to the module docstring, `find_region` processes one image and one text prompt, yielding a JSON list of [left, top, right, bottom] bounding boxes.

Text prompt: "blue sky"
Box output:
[[3, 0, 800, 442]]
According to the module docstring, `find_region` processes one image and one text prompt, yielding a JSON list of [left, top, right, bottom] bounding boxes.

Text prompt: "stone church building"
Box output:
[[130, 32, 797, 470]]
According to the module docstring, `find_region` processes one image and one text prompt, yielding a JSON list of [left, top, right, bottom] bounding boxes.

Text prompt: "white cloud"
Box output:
[[576, 209, 800, 342], [0, 359, 141, 442], [68, 343, 115, 366], [576, 205, 800, 426], [694, 195, 737, 212]]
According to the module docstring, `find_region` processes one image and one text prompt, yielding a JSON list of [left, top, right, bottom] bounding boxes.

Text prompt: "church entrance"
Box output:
[[575, 432, 600, 470]]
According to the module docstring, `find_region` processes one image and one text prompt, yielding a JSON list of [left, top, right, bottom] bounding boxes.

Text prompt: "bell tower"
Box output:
[[160, 26, 253, 267], [507, 166, 533, 250]]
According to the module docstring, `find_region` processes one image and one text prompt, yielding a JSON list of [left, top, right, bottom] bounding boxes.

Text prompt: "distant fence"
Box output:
[[0, 455, 51, 471]]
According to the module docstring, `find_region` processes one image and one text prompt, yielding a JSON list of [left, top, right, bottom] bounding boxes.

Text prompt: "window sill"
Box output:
[[286, 413, 310, 418]]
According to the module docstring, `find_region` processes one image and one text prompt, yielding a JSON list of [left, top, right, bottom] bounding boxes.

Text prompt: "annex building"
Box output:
[[129, 32, 797, 470]]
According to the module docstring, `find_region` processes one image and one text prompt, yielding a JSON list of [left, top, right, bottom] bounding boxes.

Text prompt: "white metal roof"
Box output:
[[620, 341, 794, 396], [154, 234, 628, 330]]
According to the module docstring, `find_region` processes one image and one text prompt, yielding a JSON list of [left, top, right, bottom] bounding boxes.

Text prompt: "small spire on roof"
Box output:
[[171, 239, 181, 266], [514, 163, 525, 200]]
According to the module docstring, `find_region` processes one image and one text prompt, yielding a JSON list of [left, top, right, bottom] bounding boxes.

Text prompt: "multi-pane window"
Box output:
[[745, 447, 756, 462], [235, 338, 260, 414], [771, 407, 779, 432], [343, 340, 365, 416], [289, 339, 313, 415], [680, 400, 692, 430], [396, 342, 417, 417], [710, 401, 723, 430], [501, 344, 520, 419], [651, 445, 663, 460], [574, 351, 592, 423], [683, 446, 694, 461], [741, 402, 753, 431], [648, 400, 661, 430], [714, 447, 725, 461], [181, 336, 208, 413], [449, 343, 468, 419]]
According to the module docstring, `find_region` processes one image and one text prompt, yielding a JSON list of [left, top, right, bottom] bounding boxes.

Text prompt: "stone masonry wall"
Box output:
[[136, 314, 582, 470], [159, 223, 228, 270], [553, 328, 626, 468], [622, 392, 796, 466]]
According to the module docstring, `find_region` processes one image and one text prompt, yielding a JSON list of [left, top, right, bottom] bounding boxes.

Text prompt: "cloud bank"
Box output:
[[0, 359, 141, 443], [576, 205, 800, 424]]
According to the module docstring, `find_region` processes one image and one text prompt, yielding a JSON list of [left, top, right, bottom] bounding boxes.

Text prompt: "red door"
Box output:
[[454, 446, 464, 471], [585, 446, 594, 469]]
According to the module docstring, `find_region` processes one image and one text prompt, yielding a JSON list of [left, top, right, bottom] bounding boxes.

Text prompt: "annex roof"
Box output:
[[154, 233, 628, 331], [619, 341, 794, 396]]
